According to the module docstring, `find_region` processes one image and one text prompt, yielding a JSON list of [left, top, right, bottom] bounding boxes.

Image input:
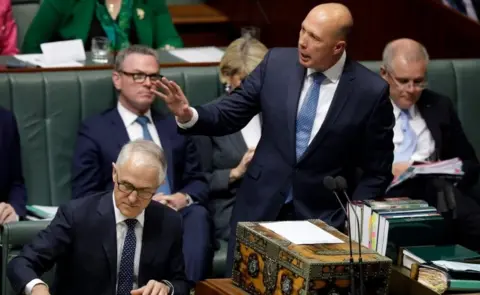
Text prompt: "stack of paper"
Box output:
[[260, 221, 343, 244]]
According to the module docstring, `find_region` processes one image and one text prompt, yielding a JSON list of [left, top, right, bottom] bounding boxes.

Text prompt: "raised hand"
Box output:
[[151, 77, 193, 123]]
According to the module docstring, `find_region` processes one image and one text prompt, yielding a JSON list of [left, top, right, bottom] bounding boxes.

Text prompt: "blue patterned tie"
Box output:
[[296, 72, 326, 160], [135, 116, 171, 194], [394, 110, 417, 163], [117, 219, 137, 295], [285, 73, 326, 204]]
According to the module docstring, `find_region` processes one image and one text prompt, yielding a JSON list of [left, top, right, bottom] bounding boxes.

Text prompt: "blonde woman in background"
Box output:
[[199, 37, 267, 242]]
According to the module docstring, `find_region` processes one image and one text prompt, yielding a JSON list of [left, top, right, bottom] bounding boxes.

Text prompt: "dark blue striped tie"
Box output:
[[117, 219, 137, 295]]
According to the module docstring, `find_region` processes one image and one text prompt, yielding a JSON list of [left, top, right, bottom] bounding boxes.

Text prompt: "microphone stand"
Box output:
[[335, 177, 364, 295], [324, 177, 357, 295]]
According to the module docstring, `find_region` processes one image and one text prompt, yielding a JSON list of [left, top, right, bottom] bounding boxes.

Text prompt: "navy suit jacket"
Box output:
[[182, 48, 395, 228], [7, 192, 191, 295], [71, 108, 208, 203], [0, 107, 27, 217]]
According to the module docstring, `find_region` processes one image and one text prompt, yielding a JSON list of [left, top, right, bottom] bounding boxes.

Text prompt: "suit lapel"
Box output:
[[97, 192, 117, 288], [138, 205, 162, 285], [298, 59, 356, 163], [109, 109, 131, 150], [417, 92, 442, 153], [286, 60, 307, 164], [152, 112, 174, 187], [132, 0, 153, 47]]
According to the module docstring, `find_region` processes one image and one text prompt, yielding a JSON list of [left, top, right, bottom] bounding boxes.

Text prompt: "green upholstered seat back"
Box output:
[[0, 66, 222, 206]]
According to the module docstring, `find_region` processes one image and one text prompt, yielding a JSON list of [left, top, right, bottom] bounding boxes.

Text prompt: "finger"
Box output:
[[159, 286, 169, 295], [163, 78, 178, 94], [150, 88, 169, 101], [150, 282, 162, 295], [0, 206, 11, 224], [3, 210, 15, 224], [142, 280, 156, 295], [170, 81, 184, 97], [158, 79, 173, 96], [131, 286, 145, 295], [0, 202, 6, 215]]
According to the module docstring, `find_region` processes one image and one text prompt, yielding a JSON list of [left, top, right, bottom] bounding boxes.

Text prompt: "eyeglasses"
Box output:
[[115, 175, 156, 199], [120, 71, 164, 83], [387, 71, 428, 90]]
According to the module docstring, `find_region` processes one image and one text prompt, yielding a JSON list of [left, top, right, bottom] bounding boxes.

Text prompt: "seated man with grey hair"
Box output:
[[381, 38, 480, 251], [72, 45, 212, 282], [8, 139, 191, 295]]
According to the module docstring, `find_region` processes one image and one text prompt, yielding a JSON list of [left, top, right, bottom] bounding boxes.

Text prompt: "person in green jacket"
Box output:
[[22, 0, 183, 53]]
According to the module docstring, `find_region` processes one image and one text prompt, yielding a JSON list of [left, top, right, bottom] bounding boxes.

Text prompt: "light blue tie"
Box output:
[[394, 110, 417, 163], [285, 72, 326, 203], [296, 72, 326, 159], [135, 116, 171, 194], [117, 219, 137, 295]]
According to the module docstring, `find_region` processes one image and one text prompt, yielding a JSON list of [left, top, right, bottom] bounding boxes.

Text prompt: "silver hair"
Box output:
[[116, 139, 167, 185], [114, 45, 160, 71], [382, 40, 430, 72]]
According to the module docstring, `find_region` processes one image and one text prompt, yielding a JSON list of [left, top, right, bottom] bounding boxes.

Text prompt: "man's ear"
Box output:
[[380, 66, 388, 81], [112, 163, 117, 183], [112, 71, 121, 90]]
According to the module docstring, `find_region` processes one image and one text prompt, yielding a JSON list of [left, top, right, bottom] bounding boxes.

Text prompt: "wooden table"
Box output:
[[195, 266, 480, 295]]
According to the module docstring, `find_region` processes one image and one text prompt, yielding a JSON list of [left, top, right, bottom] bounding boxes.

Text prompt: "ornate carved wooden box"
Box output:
[[232, 220, 392, 295]]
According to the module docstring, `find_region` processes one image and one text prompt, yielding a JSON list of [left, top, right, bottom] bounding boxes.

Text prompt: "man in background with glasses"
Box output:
[[8, 139, 191, 295], [72, 45, 212, 282], [380, 38, 480, 251]]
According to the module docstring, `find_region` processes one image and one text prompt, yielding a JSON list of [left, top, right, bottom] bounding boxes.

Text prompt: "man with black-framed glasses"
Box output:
[[9, 139, 191, 295], [71, 45, 212, 282], [380, 38, 480, 251]]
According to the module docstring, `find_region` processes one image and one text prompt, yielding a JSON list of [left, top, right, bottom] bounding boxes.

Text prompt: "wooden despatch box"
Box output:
[[232, 220, 392, 295]]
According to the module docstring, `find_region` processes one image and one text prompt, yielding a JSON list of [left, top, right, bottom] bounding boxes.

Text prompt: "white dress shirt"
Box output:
[[391, 101, 436, 163], [117, 102, 162, 147], [241, 114, 262, 149], [178, 51, 347, 148], [25, 194, 146, 295]]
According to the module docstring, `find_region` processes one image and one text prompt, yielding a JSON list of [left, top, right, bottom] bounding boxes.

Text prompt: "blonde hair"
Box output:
[[219, 37, 268, 83]]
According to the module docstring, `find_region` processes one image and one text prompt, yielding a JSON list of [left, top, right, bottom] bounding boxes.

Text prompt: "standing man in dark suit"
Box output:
[[0, 107, 27, 222], [71, 45, 212, 282], [8, 140, 191, 295], [155, 3, 395, 275], [380, 38, 480, 251]]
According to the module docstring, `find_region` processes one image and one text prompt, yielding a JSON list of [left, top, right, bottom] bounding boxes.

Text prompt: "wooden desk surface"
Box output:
[[195, 267, 480, 295], [169, 4, 229, 25]]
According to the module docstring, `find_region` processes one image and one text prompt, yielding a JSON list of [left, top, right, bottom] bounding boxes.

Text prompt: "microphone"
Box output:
[[323, 176, 356, 295], [335, 176, 364, 295]]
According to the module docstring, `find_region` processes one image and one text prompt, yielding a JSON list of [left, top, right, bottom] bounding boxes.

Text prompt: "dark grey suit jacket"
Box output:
[[195, 132, 248, 241]]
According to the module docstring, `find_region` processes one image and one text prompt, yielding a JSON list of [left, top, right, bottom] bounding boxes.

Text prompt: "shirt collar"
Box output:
[[117, 101, 153, 127], [306, 50, 346, 83], [390, 98, 417, 119], [112, 192, 145, 227]]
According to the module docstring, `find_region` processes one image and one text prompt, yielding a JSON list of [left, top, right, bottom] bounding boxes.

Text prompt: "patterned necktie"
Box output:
[[285, 73, 326, 204], [394, 110, 417, 163], [135, 116, 171, 194], [117, 219, 137, 295], [296, 72, 326, 160]]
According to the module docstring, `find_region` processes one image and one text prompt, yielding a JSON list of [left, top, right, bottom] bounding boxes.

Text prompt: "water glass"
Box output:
[[91, 37, 110, 64]]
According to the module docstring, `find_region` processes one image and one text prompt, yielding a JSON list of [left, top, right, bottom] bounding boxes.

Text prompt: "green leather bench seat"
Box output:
[[0, 60, 480, 284]]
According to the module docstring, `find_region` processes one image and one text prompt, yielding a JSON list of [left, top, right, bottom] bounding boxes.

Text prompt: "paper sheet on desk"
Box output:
[[169, 46, 224, 63], [260, 221, 344, 244], [15, 54, 83, 68]]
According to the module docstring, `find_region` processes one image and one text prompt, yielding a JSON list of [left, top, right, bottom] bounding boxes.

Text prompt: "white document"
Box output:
[[260, 221, 344, 245], [32, 205, 58, 219], [169, 46, 224, 63], [41, 39, 86, 64], [433, 260, 480, 272], [14, 54, 83, 68]]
